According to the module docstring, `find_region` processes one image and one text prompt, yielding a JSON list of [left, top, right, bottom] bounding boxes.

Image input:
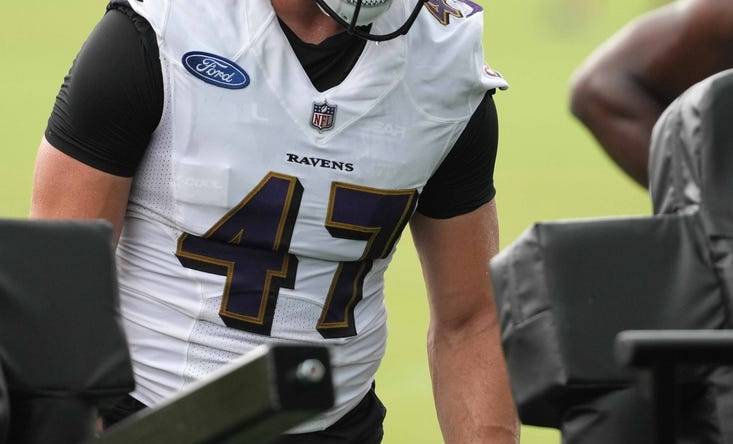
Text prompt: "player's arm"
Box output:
[[409, 92, 518, 443], [570, 0, 733, 186], [31, 139, 133, 242], [30, 3, 162, 241], [411, 201, 518, 444]]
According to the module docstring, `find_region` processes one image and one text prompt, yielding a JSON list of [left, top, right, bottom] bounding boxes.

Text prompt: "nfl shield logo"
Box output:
[[311, 101, 337, 132]]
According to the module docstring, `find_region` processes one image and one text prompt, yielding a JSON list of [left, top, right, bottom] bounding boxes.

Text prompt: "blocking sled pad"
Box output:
[[650, 68, 733, 237], [0, 220, 134, 442], [650, 69, 733, 318], [490, 213, 727, 427]]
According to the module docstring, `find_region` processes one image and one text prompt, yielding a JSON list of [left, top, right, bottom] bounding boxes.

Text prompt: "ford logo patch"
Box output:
[[182, 51, 250, 90]]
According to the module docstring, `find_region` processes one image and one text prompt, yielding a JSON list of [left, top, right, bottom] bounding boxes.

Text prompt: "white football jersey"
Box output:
[[119, 0, 507, 433]]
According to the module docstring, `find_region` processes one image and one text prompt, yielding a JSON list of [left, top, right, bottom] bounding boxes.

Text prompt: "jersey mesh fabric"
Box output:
[[116, 55, 185, 401], [125, 56, 176, 227]]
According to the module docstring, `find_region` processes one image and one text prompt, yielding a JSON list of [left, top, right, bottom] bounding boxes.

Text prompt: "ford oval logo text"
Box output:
[[182, 51, 250, 90]]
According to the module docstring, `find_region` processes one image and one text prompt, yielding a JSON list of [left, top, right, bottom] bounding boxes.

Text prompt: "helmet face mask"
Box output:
[[314, 0, 428, 41], [320, 0, 393, 27]]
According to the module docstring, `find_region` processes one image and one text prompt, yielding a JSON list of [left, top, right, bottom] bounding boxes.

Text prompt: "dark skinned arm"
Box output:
[[570, 0, 733, 186]]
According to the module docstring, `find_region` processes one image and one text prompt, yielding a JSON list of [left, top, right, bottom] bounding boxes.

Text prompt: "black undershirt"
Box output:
[[45, 2, 498, 219]]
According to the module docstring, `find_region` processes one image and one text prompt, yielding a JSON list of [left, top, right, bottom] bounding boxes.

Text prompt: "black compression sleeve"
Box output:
[[416, 91, 499, 219], [44, 3, 163, 177]]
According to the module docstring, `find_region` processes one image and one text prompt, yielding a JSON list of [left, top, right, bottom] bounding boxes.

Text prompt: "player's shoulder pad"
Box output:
[[126, 0, 250, 60], [402, 0, 508, 121]]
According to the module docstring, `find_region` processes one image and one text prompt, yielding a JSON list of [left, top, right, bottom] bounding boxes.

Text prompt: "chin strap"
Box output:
[[313, 0, 428, 42]]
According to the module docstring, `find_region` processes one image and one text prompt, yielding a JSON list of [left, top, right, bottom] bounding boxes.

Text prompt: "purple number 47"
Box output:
[[176, 172, 417, 338]]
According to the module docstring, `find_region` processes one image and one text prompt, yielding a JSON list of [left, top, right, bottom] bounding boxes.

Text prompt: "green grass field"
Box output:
[[0, 1, 657, 442]]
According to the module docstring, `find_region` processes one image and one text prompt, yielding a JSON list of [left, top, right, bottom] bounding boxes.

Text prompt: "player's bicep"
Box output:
[[31, 138, 132, 242], [410, 200, 499, 331]]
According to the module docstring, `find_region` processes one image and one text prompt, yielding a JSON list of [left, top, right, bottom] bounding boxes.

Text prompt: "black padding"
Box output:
[[699, 72, 733, 237], [650, 69, 733, 238], [8, 397, 96, 444], [561, 388, 654, 444], [0, 220, 134, 444], [0, 363, 8, 444], [0, 219, 133, 399], [492, 214, 727, 427], [646, 69, 733, 443], [493, 70, 733, 441], [560, 383, 721, 444]]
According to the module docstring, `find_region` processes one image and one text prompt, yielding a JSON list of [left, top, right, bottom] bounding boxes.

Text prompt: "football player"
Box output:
[[31, 0, 518, 442], [570, 0, 733, 186]]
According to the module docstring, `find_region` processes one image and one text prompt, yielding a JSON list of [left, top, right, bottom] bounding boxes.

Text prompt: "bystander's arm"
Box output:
[[570, 0, 733, 186]]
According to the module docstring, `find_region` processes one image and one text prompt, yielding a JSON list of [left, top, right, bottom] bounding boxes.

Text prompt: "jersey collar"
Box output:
[[246, 0, 407, 144]]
